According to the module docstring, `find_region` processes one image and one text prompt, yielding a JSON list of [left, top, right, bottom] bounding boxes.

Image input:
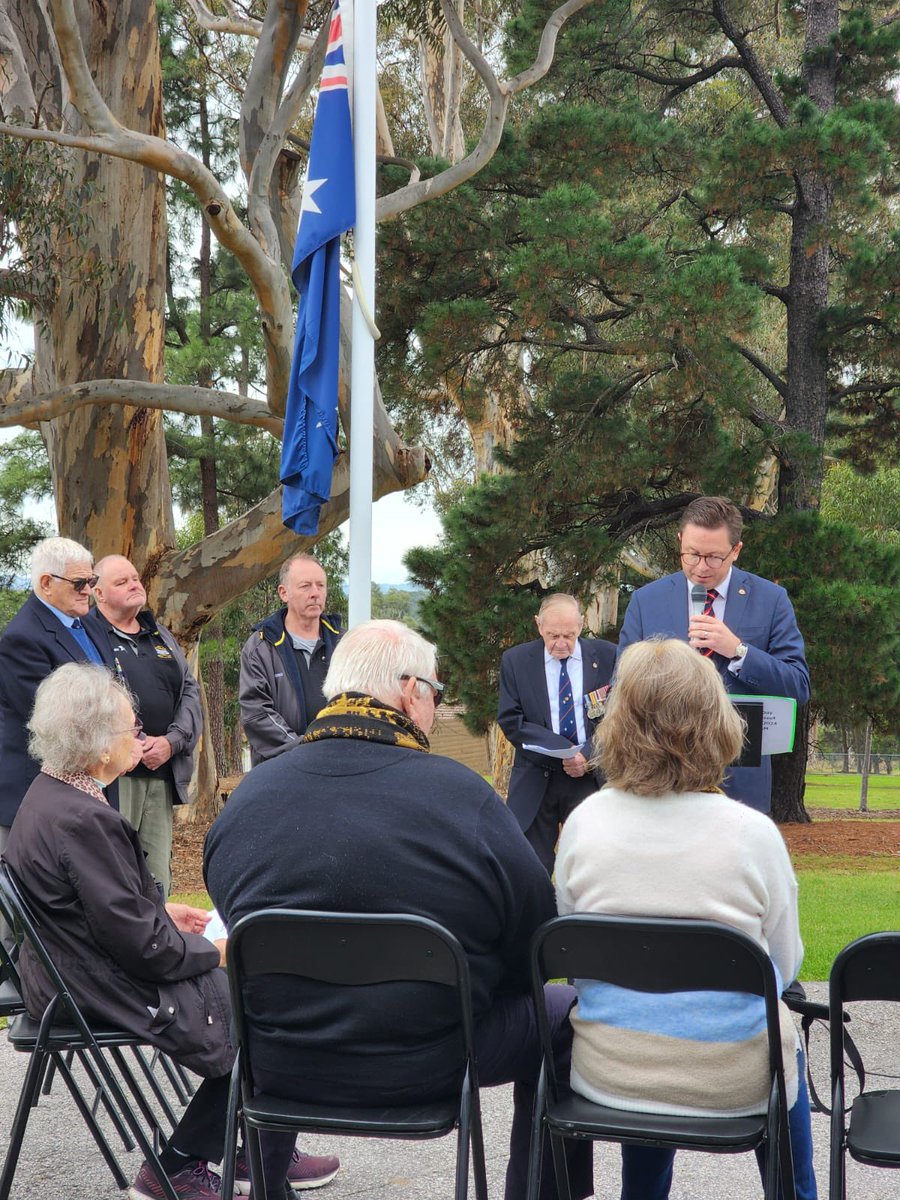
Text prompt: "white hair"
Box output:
[[323, 619, 438, 705], [31, 536, 93, 591], [28, 663, 134, 775]]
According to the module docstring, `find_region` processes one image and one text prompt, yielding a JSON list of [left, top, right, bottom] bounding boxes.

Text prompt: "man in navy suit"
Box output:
[[0, 536, 104, 847], [498, 594, 617, 873], [618, 496, 809, 813]]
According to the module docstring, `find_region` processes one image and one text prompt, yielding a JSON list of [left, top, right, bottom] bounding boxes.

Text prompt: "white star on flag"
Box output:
[[300, 177, 327, 215]]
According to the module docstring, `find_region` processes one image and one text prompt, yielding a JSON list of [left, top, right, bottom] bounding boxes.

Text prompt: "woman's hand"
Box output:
[[165, 902, 211, 935]]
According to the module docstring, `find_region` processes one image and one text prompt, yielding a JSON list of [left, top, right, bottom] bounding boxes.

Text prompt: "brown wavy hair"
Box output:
[[596, 638, 744, 796]]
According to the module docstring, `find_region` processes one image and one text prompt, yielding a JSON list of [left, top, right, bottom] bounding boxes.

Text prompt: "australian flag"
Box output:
[[280, 0, 356, 535]]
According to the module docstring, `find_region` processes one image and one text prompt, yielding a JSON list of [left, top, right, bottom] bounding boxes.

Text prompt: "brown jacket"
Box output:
[[4, 773, 233, 1078]]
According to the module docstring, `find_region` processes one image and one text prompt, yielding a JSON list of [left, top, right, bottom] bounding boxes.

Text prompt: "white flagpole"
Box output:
[[348, 0, 376, 626]]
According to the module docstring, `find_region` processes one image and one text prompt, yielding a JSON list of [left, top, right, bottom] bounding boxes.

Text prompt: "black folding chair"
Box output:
[[829, 932, 900, 1199], [220, 909, 488, 1200], [0, 862, 181, 1200], [528, 914, 797, 1200]]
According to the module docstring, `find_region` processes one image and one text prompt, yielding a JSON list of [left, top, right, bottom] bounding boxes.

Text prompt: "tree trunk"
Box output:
[[34, 0, 175, 564], [778, 0, 837, 513], [488, 723, 514, 799], [859, 718, 873, 812], [840, 725, 850, 773], [771, 703, 811, 824]]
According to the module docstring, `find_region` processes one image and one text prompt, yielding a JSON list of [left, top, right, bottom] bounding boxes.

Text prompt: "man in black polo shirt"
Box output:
[[238, 553, 342, 765], [88, 556, 201, 896]]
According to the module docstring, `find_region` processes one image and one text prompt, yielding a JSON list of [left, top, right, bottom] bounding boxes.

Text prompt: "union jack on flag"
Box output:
[[280, 0, 356, 536]]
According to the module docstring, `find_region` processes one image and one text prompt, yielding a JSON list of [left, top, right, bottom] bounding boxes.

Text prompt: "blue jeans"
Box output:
[[620, 1049, 817, 1200]]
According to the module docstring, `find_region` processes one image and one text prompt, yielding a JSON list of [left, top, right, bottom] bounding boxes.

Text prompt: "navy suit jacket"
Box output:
[[0, 593, 106, 826], [498, 636, 617, 832], [617, 568, 809, 813]]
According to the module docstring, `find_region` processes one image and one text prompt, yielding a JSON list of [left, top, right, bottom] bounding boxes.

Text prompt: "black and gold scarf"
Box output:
[[302, 692, 430, 752]]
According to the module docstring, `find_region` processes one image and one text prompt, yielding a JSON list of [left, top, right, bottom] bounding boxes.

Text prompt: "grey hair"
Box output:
[[323, 619, 438, 705], [28, 663, 135, 775], [278, 552, 323, 587], [537, 593, 582, 621], [31, 536, 93, 591]]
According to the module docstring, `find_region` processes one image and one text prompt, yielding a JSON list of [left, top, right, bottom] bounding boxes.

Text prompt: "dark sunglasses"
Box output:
[[49, 572, 99, 593]]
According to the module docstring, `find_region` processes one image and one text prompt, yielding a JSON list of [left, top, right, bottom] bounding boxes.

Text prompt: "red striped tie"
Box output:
[[700, 589, 717, 656]]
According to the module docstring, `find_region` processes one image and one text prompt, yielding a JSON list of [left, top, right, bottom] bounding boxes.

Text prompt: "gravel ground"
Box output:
[[1, 982, 898, 1199]]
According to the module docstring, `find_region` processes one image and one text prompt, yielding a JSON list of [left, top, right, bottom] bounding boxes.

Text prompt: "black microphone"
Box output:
[[690, 583, 707, 618]]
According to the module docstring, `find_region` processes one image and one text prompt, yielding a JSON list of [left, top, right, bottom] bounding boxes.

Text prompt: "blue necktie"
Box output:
[[70, 618, 103, 664], [558, 658, 578, 744]]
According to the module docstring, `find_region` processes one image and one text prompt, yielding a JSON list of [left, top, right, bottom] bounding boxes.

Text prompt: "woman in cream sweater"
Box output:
[[555, 637, 816, 1200]]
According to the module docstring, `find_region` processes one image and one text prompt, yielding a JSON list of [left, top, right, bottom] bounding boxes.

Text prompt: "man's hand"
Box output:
[[688, 614, 741, 659], [214, 938, 227, 967], [141, 734, 174, 770], [165, 903, 211, 935], [563, 751, 590, 778]]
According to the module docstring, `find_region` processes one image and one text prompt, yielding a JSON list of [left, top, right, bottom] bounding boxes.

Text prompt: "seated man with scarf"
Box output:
[[205, 619, 592, 1200]]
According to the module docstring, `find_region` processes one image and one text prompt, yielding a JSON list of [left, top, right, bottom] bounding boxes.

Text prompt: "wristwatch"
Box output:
[[733, 642, 749, 660]]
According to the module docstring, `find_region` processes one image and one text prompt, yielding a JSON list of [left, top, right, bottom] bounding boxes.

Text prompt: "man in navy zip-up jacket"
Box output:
[[238, 553, 342, 765]]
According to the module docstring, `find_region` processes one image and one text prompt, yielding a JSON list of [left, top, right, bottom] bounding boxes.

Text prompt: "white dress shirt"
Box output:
[[545, 644, 587, 745]]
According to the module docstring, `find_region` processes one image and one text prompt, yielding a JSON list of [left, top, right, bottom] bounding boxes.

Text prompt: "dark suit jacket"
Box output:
[[5, 773, 233, 1078], [617, 568, 810, 813], [498, 637, 617, 832], [0, 593, 105, 826]]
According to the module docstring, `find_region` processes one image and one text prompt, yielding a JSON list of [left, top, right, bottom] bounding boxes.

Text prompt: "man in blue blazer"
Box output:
[[618, 496, 809, 813], [498, 594, 617, 872], [0, 536, 105, 842]]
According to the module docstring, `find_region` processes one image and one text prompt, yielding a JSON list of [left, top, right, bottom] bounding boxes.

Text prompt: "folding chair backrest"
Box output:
[[227, 909, 478, 1088], [830, 933, 900, 1005], [230, 909, 466, 988], [0, 862, 85, 1031], [533, 914, 785, 1085], [536, 915, 770, 995]]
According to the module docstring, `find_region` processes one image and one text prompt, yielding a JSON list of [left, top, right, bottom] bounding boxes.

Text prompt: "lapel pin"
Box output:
[[738, 587, 746, 595]]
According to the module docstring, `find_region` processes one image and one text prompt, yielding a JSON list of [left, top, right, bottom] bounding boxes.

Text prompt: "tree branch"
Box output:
[[378, 0, 592, 223], [152, 438, 428, 638], [711, 0, 790, 127], [0, 379, 283, 433], [184, 0, 265, 39], [730, 341, 788, 399], [28, 0, 295, 416]]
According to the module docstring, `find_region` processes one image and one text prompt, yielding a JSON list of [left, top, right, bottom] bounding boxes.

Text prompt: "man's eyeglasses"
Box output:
[[399, 674, 445, 706], [49, 572, 99, 593], [680, 549, 736, 569]]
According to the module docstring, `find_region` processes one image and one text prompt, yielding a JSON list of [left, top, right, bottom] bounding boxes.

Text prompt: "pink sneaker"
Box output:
[[130, 1159, 236, 1199], [233, 1147, 340, 1193]]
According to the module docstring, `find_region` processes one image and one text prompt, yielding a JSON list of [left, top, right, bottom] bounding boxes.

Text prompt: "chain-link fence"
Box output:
[[808, 752, 899, 776]]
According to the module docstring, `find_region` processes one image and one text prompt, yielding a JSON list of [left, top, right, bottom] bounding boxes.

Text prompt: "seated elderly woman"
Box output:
[[554, 638, 817, 1200], [3, 662, 338, 1200]]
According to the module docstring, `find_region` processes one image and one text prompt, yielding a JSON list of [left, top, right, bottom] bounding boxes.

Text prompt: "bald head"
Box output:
[[535, 595, 583, 660], [94, 555, 148, 627]]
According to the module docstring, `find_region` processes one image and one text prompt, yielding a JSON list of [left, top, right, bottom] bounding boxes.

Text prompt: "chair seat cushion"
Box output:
[[848, 1090, 900, 1165], [546, 1093, 767, 1151], [243, 1089, 461, 1138]]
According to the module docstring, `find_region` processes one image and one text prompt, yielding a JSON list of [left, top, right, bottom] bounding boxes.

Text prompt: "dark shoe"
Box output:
[[130, 1160, 235, 1199], [234, 1147, 340, 1194]]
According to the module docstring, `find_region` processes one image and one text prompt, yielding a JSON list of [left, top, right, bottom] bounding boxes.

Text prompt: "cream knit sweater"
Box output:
[[555, 787, 802, 1116]]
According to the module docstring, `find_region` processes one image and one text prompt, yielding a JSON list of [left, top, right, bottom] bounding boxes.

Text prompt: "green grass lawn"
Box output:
[[796, 857, 899, 980], [804, 772, 900, 809]]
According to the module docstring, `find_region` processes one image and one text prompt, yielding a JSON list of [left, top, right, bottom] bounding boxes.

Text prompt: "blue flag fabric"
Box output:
[[281, 0, 356, 535]]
